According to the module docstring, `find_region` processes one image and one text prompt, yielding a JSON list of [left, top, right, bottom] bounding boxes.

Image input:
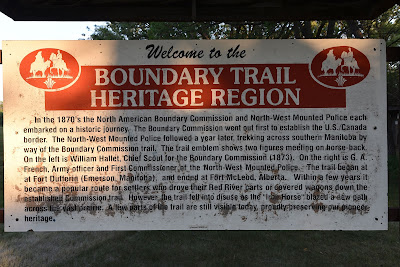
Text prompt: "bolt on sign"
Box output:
[[3, 40, 387, 231]]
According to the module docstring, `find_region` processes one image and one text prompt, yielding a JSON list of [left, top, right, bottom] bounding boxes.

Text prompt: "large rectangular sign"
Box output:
[[3, 40, 387, 231]]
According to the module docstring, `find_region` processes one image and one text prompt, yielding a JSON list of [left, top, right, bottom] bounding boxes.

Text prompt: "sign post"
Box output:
[[3, 40, 387, 231]]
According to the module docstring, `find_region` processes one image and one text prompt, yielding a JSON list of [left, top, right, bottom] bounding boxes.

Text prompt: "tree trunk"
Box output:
[[302, 21, 313, 38], [327, 20, 336, 38], [346, 20, 364, 38]]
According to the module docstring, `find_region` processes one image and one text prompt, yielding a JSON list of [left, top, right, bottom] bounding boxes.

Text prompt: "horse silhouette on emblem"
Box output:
[[30, 51, 51, 78], [321, 49, 342, 76], [28, 50, 70, 79], [49, 50, 69, 77], [340, 48, 360, 75], [319, 48, 362, 79], [312, 46, 368, 87]]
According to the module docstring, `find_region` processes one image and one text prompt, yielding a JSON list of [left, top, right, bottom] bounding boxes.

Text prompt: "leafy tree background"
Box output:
[[88, 5, 400, 43]]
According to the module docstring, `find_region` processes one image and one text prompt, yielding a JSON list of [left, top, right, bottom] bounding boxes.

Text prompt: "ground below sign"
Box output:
[[3, 40, 387, 231]]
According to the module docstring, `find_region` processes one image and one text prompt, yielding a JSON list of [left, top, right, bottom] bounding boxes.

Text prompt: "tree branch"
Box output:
[[315, 20, 326, 38]]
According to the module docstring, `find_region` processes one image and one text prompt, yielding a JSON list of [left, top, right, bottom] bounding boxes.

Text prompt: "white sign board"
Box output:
[[3, 40, 387, 231]]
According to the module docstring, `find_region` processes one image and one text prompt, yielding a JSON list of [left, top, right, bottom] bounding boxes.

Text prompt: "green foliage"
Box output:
[[90, 22, 150, 40], [90, 22, 220, 40], [89, 5, 400, 44], [147, 22, 218, 39], [360, 5, 400, 46]]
